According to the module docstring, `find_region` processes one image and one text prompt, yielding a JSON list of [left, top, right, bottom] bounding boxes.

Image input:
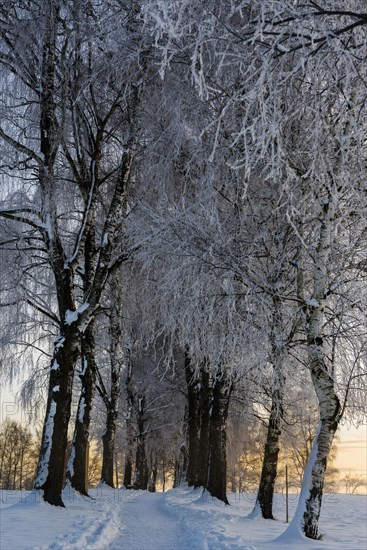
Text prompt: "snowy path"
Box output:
[[112, 491, 183, 550]]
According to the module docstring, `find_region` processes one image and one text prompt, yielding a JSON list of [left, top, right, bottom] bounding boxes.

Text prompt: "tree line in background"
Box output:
[[1, 415, 365, 495], [0, 0, 366, 541], [0, 411, 347, 495]]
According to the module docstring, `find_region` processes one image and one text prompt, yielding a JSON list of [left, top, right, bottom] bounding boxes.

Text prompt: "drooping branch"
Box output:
[[0, 209, 44, 233], [257, 2, 367, 57]]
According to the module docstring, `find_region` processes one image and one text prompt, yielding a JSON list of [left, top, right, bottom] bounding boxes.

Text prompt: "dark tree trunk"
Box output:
[[67, 217, 98, 495], [34, 325, 80, 507], [173, 422, 189, 488], [123, 457, 133, 488], [173, 458, 180, 488], [67, 323, 96, 495], [101, 410, 117, 487], [181, 443, 188, 483], [134, 394, 149, 490], [229, 470, 237, 493], [135, 436, 148, 489], [98, 282, 124, 487], [179, 405, 189, 483], [184, 350, 201, 487], [162, 459, 166, 492], [255, 391, 283, 519], [148, 454, 157, 492], [253, 289, 287, 519], [207, 373, 231, 505], [196, 368, 212, 488], [100, 374, 120, 487], [123, 357, 135, 488]]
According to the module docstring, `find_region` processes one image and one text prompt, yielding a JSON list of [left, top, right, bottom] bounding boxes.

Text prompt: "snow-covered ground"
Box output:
[[1, 485, 366, 550]]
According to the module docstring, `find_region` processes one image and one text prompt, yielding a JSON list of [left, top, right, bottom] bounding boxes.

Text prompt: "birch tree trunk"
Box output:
[[184, 350, 201, 487], [282, 192, 342, 540], [207, 372, 231, 504], [302, 194, 341, 539]]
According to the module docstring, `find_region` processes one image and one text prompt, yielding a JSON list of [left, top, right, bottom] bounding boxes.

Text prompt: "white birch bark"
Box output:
[[280, 191, 341, 540]]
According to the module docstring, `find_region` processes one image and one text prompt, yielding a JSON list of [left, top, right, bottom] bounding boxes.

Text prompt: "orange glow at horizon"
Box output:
[[334, 425, 367, 493]]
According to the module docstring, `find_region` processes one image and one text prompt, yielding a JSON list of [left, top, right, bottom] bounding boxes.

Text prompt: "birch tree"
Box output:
[[0, 0, 144, 505], [251, 4, 367, 539]]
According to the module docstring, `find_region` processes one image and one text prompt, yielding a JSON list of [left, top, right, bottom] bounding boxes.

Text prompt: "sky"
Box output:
[[334, 425, 367, 478]]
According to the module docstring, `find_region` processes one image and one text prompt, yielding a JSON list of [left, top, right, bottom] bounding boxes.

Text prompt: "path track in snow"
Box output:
[[112, 491, 183, 550]]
